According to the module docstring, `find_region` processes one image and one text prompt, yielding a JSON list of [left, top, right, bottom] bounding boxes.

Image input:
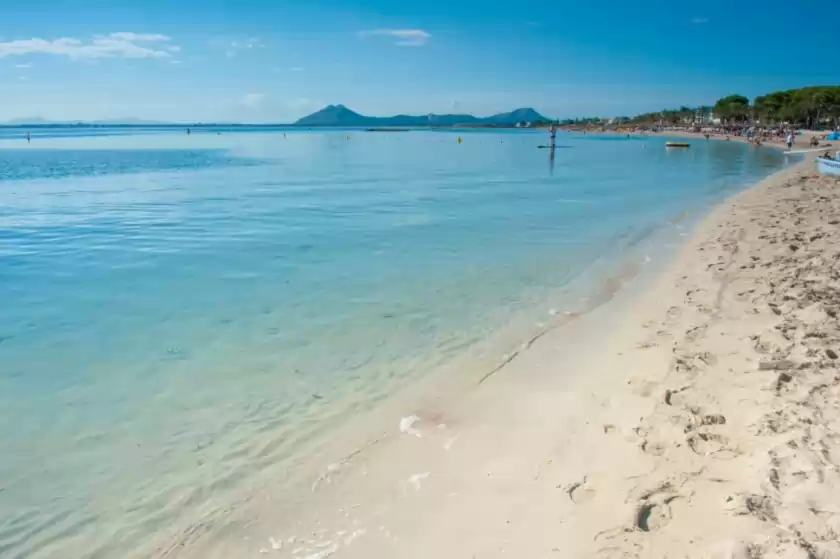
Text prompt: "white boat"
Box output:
[[817, 156, 840, 176]]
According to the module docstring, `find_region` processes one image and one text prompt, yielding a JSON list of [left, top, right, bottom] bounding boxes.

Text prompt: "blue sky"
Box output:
[[0, 0, 837, 122]]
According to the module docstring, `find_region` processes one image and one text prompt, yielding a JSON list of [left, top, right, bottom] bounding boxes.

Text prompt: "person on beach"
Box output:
[[26, 131, 30, 143], [786, 132, 794, 151]]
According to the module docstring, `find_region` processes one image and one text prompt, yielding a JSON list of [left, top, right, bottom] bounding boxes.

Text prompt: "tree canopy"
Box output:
[[713, 94, 750, 122], [615, 86, 840, 128]]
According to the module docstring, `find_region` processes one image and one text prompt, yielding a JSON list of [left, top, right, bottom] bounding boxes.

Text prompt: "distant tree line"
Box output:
[[559, 86, 840, 129]]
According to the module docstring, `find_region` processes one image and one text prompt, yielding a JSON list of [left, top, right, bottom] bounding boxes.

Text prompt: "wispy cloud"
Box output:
[[225, 37, 262, 58], [108, 32, 170, 42], [0, 32, 177, 60], [358, 28, 431, 47], [691, 17, 709, 24], [240, 92, 266, 108], [14, 63, 32, 68], [272, 66, 305, 73]]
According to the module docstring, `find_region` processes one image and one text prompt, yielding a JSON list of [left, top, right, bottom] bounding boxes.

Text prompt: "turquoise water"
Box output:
[[0, 129, 788, 558]]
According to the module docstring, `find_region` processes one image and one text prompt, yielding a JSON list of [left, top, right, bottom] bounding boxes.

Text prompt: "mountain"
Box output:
[[293, 105, 549, 127], [293, 105, 368, 126], [482, 108, 547, 125]]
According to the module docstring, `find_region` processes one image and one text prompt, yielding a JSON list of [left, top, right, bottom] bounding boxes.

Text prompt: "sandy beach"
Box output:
[[173, 150, 840, 559], [598, 128, 838, 155]]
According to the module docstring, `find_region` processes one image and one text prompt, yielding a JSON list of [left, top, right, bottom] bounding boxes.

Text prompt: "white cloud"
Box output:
[[290, 66, 304, 72], [240, 93, 266, 108], [691, 17, 709, 24], [0, 32, 176, 60], [225, 37, 262, 58], [14, 63, 32, 68], [107, 32, 170, 42], [358, 28, 431, 47]]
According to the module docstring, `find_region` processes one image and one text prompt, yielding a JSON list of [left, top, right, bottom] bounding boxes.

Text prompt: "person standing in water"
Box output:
[[549, 124, 556, 148], [26, 131, 30, 143], [786, 131, 794, 151]]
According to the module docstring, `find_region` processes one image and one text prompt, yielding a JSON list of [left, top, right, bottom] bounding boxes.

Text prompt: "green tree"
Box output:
[[713, 94, 750, 123]]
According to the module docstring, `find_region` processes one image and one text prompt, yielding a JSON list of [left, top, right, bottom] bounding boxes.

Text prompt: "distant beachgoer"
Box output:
[[704, 133, 710, 140], [187, 128, 191, 135], [26, 131, 30, 143], [786, 133, 793, 150]]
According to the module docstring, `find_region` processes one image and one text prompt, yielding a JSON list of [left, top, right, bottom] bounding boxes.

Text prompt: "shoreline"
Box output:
[[593, 127, 838, 154], [163, 154, 839, 558]]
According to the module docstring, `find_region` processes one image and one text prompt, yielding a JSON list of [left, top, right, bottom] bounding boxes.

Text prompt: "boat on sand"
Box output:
[[817, 156, 840, 176]]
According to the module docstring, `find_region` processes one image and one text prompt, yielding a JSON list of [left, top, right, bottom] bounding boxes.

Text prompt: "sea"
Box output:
[[0, 126, 790, 558]]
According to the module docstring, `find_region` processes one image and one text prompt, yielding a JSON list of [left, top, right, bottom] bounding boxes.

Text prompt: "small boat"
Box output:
[[817, 156, 840, 176], [665, 142, 690, 148]]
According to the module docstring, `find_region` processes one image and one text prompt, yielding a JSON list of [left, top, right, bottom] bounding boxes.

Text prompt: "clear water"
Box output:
[[0, 128, 788, 558]]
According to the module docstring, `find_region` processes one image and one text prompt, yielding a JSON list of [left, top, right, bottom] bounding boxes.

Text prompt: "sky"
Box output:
[[0, 0, 837, 123]]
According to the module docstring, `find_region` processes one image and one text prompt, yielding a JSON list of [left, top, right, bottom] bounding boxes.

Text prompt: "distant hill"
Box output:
[[3, 117, 170, 126], [5, 117, 51, 125], [293, 105, 550, 127], [482, 108, 547, 125]]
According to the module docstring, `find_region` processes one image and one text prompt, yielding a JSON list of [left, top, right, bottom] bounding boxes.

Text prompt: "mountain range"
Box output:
[[293, 105, 550, 127]]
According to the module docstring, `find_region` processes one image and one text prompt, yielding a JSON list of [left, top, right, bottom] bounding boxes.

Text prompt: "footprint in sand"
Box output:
[[640, 439, 667, 456], [565, 475, 597, 504], [635, 500, 674, 532], [686, 431, 738, 459], [631, 485, 682, 532]]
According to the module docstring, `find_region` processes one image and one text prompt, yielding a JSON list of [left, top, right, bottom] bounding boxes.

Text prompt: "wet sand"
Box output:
[[172, 154, 840, 559]]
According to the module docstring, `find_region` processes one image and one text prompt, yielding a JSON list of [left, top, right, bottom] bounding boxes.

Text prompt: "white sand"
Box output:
[[171, 153, 840, 559]]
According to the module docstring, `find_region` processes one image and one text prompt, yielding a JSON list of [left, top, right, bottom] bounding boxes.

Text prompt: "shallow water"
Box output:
[[0, 128, 788, 558]]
